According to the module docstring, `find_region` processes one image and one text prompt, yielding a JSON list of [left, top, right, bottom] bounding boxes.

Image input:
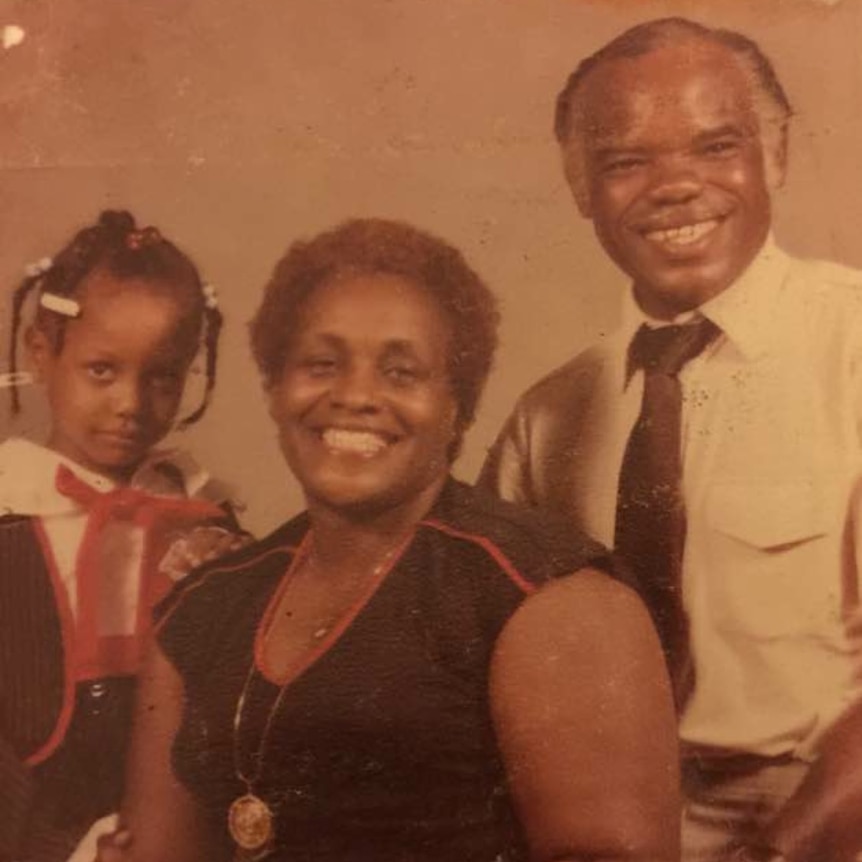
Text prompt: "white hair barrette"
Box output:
[[202, 283, 218, 310], [39, 292, 81, 318], [24, 257, 53, 279], [0, 371, 34, 389]]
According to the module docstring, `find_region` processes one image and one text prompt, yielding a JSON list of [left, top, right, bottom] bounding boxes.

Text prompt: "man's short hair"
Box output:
[[554, 18, 793, 202]]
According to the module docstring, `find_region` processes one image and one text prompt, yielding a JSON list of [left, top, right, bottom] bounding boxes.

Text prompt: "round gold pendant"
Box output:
[[228, 793, 274, 852]]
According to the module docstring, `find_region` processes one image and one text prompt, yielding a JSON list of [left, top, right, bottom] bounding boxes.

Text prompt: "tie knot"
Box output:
[[628, 318, 719, 378]]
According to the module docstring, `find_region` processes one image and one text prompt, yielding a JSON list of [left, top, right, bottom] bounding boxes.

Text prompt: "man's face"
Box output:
[[566, 40, 781, 319]]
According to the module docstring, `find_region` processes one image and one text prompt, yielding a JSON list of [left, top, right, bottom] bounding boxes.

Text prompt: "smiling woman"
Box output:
[[106, 218, 680, 862], [267, 271, 459, 517]]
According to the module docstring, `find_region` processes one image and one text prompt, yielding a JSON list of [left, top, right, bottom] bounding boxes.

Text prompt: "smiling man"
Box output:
[[480, 17, 862, 862]]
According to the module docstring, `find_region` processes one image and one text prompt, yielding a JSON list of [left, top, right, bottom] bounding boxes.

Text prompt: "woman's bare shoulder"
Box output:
[[504, 566, 653, 644]]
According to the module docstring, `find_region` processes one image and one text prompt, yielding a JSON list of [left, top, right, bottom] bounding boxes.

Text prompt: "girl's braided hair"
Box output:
[[8, 210, 222, 427]]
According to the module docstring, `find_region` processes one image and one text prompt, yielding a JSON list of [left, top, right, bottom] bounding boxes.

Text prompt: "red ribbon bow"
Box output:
[[55, 464, 224, 680]]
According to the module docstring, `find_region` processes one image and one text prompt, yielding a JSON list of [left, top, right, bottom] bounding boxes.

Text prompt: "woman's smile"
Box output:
[[268, 271, 458, 515], [318, 426, 397, 458]]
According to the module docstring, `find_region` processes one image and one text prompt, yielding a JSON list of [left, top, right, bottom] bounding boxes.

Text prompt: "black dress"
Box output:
[[159, 479, 618, 862]]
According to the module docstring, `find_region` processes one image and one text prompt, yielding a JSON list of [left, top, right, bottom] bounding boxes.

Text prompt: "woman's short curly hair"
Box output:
[[249, 218, 499, 446]]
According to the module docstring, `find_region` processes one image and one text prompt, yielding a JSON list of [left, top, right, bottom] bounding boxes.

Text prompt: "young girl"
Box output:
[[0, 210, 242, 861]]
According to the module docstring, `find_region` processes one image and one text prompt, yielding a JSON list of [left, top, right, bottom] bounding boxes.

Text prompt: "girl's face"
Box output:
[[268, 272, 459, 518], [28, 270, 199, 482]]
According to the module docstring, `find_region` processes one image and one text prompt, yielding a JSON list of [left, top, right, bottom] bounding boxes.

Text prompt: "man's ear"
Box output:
[[561, 149, 592, 218], [24, 326, 52, 381], [764, 123, 789, 191]]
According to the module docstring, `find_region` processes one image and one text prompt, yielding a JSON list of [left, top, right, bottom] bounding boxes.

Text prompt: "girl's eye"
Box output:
[[86, 362, 116, 383]]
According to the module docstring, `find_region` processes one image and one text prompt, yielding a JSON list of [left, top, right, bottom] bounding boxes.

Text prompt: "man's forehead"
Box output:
[[577, 41, 759, 145]]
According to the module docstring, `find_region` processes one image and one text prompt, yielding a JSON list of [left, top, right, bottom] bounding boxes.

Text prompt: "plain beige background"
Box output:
[[1, 0, 860, 535]]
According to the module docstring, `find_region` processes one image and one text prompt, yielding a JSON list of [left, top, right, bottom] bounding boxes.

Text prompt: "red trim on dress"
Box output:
[[152, 543, 300, 636], [254, 530, 414, 687], [420, 519, 537, 595], [27, 519, 77, 767]]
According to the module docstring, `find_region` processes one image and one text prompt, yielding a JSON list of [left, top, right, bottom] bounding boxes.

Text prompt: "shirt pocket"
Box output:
[[703, 482, 838, 638]]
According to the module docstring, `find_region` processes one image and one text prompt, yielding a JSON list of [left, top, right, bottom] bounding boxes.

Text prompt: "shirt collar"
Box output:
[[700, 236, 789, 360], [619, 234, 790, 363], [0, 438, 210, 516], [619, 289, 699, 345]]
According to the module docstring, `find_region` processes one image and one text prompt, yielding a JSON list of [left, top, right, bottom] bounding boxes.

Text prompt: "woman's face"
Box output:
[[268, 272, 458, 517]]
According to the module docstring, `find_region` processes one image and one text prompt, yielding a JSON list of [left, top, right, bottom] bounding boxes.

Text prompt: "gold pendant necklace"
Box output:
[[227, 533, 404, 858], [228, 539, 311, 859], [228, 792, 275, 855], [228, 667, 288, 858]]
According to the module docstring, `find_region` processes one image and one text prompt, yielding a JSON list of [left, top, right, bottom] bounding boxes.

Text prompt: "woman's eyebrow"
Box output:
[[296, 332, 343, 348], [306, 334, 423, 355], [381, 339, 421, 355]]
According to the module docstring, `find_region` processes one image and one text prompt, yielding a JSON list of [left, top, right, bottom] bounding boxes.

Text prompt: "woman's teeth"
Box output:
[[322, 428, 388, 456]]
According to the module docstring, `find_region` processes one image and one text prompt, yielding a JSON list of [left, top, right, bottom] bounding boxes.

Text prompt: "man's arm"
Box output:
[[758, 699, 862, 861], [758, 441, 862, 860], [477, 406, 536, 505]]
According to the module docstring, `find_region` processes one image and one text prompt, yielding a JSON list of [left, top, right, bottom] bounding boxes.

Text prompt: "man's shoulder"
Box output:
[[779, 254, 862, 344], [788, 254, 862, 304], [512, 336, 619, 419]]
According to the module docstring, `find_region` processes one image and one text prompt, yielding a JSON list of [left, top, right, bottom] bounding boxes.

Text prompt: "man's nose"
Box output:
[[645, 156, 704, 205]]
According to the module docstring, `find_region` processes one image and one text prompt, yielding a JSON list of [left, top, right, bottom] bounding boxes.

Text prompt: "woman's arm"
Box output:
[[107, 642, 222, 862], [490, 568, 680, 862]]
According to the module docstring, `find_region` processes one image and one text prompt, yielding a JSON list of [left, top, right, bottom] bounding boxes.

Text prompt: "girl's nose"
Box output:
[[113, 377, 146, 418]]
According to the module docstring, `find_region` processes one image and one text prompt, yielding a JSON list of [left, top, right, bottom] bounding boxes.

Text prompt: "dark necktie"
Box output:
[[615, 318, 720, 709]]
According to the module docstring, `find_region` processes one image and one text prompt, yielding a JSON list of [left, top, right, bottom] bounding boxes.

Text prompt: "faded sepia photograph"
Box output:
[[2, 1, 862, 860]]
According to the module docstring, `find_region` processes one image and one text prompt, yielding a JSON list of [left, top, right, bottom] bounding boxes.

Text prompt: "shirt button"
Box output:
[[88, 681, 107, 699]]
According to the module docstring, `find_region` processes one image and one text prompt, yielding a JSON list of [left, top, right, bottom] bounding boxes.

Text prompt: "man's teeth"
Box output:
[[322, 429, 388, 455], [645, 220, 719, 246]]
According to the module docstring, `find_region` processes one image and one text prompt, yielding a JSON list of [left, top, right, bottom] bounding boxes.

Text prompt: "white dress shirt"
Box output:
[[481, 237, 862, 756]]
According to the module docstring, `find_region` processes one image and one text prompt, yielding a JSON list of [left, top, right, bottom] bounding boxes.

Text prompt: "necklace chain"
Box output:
[[226, 534, 403, 856], [231, 534, 403, 791]]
